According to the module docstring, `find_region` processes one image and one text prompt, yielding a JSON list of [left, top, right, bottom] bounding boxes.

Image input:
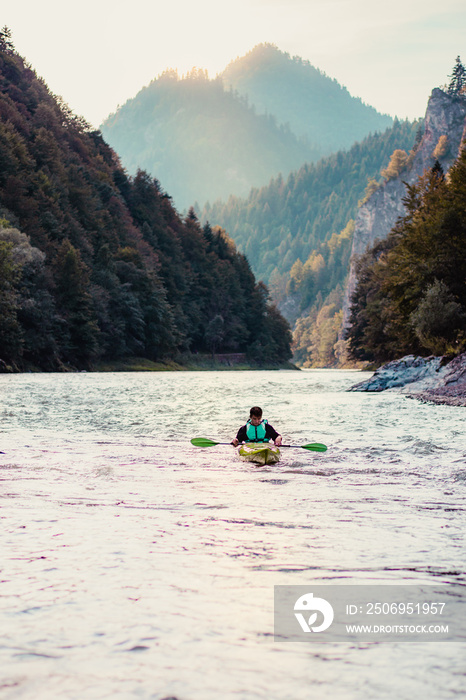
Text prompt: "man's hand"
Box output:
[[231, 438, 239, 447], [275, 436, 282, 446]]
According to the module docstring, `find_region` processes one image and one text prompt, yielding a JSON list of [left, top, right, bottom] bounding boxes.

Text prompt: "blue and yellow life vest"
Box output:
[[246, 419, 268, 442]]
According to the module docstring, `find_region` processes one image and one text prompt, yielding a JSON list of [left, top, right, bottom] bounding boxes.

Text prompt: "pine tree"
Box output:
[[0, 26, 14, 55], [448, 56, 466, 96], [53, 240, 100, 367], [0, 240, 22, 364]]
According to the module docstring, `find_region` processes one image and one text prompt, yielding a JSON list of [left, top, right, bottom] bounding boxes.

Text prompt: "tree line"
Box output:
[[202, 119, 419, 367]]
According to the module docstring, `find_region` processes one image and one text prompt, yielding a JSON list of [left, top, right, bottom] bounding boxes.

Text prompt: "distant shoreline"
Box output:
[[0, 356, 300, 374], [95, 356, 300, 372]]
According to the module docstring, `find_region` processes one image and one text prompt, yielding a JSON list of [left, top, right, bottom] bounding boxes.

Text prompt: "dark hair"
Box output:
[[249, 406, 263, 418]]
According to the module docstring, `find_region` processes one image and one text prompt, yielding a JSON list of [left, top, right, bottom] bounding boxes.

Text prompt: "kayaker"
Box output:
[[231, 406, 282, 447]]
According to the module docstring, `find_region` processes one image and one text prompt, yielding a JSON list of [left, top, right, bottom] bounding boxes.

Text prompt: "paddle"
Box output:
[[191, 437, 327, 452], [280, 443, 327, 452], [191, 438, 234, 447]]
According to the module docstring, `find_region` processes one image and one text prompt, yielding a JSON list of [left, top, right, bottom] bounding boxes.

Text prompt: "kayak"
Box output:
[[238, 442, 281, 466]]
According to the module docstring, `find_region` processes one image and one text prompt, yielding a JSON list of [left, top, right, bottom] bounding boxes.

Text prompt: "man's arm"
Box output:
[[266, 423, 282, 446], [232, 425, 247, 446]]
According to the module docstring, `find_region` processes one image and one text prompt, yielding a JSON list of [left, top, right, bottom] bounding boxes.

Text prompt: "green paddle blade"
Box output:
[[191, 437, 220, 447], [301, 443, 327, 452]]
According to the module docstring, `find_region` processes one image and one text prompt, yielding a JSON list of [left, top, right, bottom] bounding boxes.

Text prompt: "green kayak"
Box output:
[[238, 442, 281, 466]]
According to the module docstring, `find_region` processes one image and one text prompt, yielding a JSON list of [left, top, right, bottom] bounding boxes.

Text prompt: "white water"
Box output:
[[1, 370, 465, 699]]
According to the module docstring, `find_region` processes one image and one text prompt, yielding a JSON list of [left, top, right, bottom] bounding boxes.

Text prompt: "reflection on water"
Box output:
[[1, 370, 465, 699]]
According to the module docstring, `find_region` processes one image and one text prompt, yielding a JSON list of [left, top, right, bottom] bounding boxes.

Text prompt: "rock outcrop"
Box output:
[[348, 353, 466, 407], [341, 89, 466, 334], [348, 355, 444, 392], [410, 353, 466, 406]]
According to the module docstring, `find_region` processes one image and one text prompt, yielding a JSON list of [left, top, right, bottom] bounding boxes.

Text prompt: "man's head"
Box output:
[[249, 406, 263, 425]]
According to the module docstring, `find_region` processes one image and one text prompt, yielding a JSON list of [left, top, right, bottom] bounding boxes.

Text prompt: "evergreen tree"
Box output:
[[0, 240, 22, 365], [448, 56, 466, 96], [0, 26, 14, 55], [205, 314, 225, 358], [53, 241, 100, 367]]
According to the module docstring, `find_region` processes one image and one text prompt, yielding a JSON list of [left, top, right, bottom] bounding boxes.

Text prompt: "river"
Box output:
[[1, 370, 465, 699]]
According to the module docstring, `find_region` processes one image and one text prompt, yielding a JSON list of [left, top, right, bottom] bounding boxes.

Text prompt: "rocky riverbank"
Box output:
[[348, 353, 466, 406]]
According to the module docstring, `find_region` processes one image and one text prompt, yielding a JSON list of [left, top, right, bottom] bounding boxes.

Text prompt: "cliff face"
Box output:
[[342, 89, 466, 333]]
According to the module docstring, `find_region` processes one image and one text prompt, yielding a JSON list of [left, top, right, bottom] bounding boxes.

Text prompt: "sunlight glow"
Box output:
[[3, 0, 466, 126]]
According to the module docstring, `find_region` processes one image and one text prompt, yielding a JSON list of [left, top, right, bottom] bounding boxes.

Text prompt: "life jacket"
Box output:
[[246, 418, 268, 442]]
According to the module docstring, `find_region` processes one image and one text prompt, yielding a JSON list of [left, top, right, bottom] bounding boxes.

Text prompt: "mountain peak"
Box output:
[[221, 45, 392, 149], [223, 43, 320, 80], [228, 42, 284, 64]]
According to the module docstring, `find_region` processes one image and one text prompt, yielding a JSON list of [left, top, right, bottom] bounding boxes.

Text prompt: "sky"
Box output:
[[3, 0, 466, 128]]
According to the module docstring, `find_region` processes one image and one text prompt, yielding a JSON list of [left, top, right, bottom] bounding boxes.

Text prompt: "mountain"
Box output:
[[222, 44, 393, 154], [0, 29, 292, 371], [100, 68, 320, 211], [100, 45, 393, 211]]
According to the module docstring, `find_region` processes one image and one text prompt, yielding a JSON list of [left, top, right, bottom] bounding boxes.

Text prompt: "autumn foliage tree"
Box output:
[[380, 149, 409, 181]]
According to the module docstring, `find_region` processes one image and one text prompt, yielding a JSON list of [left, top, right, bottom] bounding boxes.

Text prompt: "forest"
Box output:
[[0, 29, 292, 372], [346, 156, 466, 363], [201, 119, 420, 367], [345, 58, 466, 364], [203, 119, 420, 287]]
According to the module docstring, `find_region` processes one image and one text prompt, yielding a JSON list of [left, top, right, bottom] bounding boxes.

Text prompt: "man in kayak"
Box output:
[[231, 406, 282, 447]]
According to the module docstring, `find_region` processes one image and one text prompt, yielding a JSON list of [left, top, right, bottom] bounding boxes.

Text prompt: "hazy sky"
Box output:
[[4, 0, 466, 128]]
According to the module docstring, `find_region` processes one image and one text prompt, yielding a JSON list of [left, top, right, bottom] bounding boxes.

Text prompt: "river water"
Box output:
[[1, 369, 465, 699]]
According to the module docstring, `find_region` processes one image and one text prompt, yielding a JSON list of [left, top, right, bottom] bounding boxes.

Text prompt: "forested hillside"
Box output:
[[0, 29, 292, 371], [100, 69, 320, 211], [203, 119, 421, 287], [346, 157, 466, 363], [203, 118, 420, 368], [222, 44, 393, 154]]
